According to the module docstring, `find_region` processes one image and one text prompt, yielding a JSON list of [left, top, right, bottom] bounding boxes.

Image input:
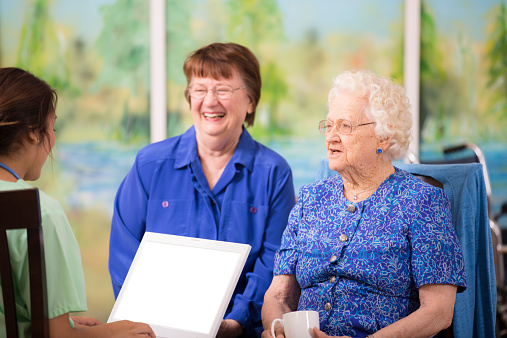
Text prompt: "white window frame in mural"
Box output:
[[150, 0, 167, 143], [404, 0, 421, 162]]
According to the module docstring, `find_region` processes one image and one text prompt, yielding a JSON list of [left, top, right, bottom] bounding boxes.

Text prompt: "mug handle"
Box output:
[[271, 318, 283, 337]]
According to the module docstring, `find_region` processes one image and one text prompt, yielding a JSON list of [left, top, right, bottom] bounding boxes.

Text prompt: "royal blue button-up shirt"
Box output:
[[109, 126, 295, 335]]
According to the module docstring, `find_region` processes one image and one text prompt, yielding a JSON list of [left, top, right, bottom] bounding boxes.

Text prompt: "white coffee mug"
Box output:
[[270, 310, 320, 338]]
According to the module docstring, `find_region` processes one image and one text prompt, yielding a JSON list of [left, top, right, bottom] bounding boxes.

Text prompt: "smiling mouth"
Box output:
[[204, 113, 225, 119]]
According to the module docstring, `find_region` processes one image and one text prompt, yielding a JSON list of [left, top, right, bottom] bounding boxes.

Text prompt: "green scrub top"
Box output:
[[0, 180, 87, 337]]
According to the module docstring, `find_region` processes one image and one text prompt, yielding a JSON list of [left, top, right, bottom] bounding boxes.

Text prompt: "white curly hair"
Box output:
[[328, 69, 413, 160]]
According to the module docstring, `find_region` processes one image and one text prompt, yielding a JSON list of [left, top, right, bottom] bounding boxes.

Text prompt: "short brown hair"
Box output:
[[183, 42, 261, 127], [0, 67, 57, 156]]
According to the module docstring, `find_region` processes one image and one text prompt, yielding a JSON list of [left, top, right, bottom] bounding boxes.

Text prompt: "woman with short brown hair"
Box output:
[[110, 43, 295, 337]]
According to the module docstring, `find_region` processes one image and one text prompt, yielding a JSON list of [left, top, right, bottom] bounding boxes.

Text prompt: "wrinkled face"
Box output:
[[325, 92, 379, 175], [27, 113, 56, 181], [190, 72, 253, 146]]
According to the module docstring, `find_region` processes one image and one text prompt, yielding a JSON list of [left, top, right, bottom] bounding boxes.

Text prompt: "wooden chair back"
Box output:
[[0, 188, 49, 337]]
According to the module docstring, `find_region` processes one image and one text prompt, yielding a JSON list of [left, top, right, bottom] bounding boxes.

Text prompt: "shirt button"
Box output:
[[330, 255, 337, 263], [347, 204, 356, 212], [324, 302, 332, 311], [250, 206, 257, 214], [162, 201, 169, 208], [339, 234, 348, 242], [329, 276, 336, 283]]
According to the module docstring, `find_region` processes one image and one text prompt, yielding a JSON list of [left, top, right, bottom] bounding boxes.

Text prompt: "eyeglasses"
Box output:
[[318, 119, 376, 135], [187, 85, 246, 100]]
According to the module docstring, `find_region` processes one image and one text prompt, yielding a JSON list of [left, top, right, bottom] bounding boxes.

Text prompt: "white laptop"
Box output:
[[108, 232, 251, 338]]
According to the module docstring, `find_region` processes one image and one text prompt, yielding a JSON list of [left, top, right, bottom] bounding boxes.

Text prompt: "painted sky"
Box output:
[[0, 0, 115, 49], [277, 0, 404, 41], [277, 0, 498, 42], [1, 0, 499, 48], [427, 0, 499, 42]]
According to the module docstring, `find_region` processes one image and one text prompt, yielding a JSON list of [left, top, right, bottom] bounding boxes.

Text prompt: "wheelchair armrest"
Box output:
[[495, 201, 507, 223]]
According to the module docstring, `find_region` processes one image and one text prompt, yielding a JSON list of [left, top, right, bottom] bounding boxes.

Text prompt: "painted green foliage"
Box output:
[[225, 0, 284, 48], [420, 0, 470, 143], [225, 0, 288, 135], [16, 0, 71, 91], [487, 2, 507, 124], [420, 0, 446, 140], [166, 0, 195, 136], [95, 0, 150, 141], [95, 0, 149, 93], [166, 0, 195, 84]]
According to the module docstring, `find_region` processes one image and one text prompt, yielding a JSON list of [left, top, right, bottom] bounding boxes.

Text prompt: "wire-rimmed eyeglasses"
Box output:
[[318, 119, 376, 135], [187, 85, 246, 100]]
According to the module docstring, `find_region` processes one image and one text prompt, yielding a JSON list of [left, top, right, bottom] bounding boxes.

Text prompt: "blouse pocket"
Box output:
[[146, 199, 192, 236], [224, 201, 268, 246]]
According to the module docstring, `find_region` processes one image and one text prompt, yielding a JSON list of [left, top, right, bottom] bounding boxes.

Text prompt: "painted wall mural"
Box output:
[[419, 0, 507, 218], [1, 0, 505, 322]]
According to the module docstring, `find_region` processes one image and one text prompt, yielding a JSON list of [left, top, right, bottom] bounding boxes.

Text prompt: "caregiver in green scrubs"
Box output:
[[0, 67, 155, 338]]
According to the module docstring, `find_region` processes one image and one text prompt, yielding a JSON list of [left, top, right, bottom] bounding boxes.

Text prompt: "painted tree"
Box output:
[[94, 0, 150, 141], [486, 2, 507, 127], [419, 1, 465, 143], [166, 0, 196, 136], [225, 0, 287, 136], [225, 0, 284, 49], [419, 0, 446, 140], [390, 2, 405, 85], [167, 0, 195, 83], [16, 0, 71, 91]]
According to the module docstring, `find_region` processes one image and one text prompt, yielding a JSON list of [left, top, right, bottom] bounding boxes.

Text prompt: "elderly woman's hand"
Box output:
[[313, 327, 351, 338], [260, 326, 352, 338]]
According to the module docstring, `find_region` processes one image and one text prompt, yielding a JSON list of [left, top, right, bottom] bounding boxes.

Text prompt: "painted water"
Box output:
[[53, 139, 507, 227]]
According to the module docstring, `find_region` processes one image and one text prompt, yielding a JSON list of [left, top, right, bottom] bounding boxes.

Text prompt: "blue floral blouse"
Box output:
[[274, 167, 467, 337]]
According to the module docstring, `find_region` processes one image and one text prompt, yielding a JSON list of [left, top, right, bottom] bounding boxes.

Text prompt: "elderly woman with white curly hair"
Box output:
[[261, 70, 467, 338]]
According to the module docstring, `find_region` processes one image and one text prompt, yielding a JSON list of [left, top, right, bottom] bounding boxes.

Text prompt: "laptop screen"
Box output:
[[108, 233, 251, 338]]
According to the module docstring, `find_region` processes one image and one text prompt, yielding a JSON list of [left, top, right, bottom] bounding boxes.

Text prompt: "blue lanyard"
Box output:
[[0, 162, 21, 180]]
